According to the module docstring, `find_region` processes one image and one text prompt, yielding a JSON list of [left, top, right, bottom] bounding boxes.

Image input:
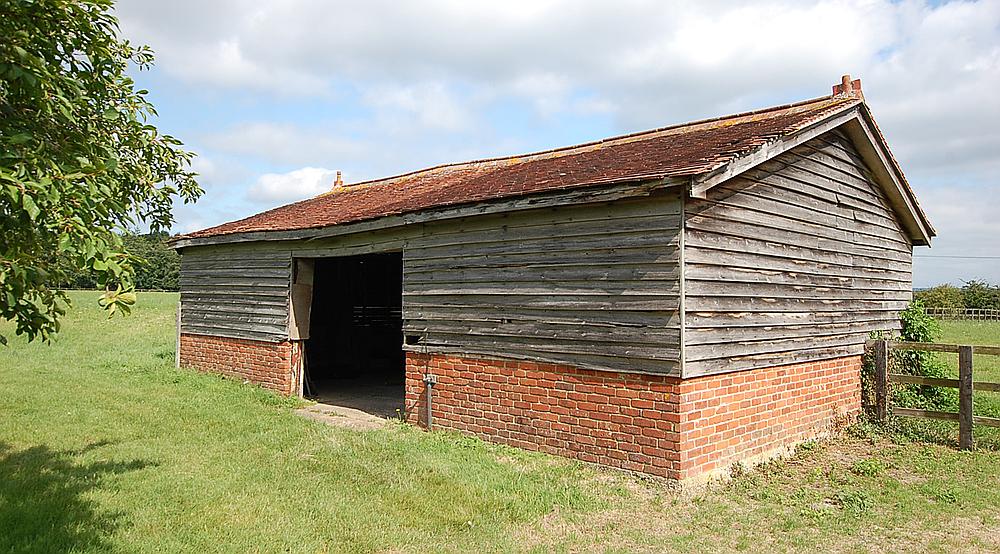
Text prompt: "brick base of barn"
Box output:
[[178, 333, 860, 483], [404, 353, 860, 483], [178, 333, 303, 396]]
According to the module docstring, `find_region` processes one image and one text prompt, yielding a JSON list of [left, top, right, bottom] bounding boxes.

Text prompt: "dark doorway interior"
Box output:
[[305, 252, 404, 418]]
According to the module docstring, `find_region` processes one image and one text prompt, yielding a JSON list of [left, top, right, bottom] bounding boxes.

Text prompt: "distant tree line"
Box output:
[[914, 280, 1000, 311], [55, 232, 179, 291]]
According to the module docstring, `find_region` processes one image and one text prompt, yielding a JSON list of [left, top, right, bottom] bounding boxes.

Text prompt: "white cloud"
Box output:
[[362, 82, 473, 132], [204, 123, 369, 166], [247, 167, 338, 204]]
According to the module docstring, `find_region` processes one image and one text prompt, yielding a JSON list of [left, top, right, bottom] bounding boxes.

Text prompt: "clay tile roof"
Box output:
[[181, 94, 861, 240]]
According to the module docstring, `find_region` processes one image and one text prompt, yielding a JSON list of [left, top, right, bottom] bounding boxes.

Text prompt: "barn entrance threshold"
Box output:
[[300, 251, 405, 427], [296, 401, 393, 431]]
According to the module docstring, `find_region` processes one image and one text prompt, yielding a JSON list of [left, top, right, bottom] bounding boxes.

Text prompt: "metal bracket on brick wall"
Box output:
[[423, 373, 437, 430]]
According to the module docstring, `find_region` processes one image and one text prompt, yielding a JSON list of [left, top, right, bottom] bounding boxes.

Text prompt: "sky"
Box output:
[[113, 0, 1000, 288]]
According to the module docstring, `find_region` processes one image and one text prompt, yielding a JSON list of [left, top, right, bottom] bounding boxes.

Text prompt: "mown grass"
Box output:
[[2, 292, 999, 552], [0, 292, 602, 552]]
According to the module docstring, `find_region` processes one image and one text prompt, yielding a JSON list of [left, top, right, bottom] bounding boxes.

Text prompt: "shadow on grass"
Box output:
[[0, 441, 152, 553]]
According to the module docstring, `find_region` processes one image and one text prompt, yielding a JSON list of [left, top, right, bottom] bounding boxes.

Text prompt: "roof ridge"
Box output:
[[331, 94, 845, 192]]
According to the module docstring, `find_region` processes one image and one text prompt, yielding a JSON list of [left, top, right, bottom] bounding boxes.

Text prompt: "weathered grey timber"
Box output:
[[402, 191, 683, 375], [682, 130, 913, 377]]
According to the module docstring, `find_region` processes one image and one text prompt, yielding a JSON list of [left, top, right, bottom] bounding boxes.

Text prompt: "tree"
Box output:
[[0, 0, 201, 344], [961, 280, 1000, 310], [913, 284, 965, 311], [53, 232, 180, 291]]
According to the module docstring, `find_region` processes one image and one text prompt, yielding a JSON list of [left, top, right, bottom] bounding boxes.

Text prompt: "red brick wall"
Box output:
[[675, 356, 861, 481], [405, 353, 684, 478], [405, 353, 861, 482], [179, 333, 297, 395]]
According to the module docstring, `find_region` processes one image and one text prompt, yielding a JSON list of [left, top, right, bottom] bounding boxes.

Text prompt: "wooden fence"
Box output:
[[924, 308, 1000, 321], [870, 340, 1000, 450]]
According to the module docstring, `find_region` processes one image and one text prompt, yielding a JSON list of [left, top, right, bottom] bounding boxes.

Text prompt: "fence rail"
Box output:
[[925, 308, 1000, 321], [869, 339, 1000, 450]]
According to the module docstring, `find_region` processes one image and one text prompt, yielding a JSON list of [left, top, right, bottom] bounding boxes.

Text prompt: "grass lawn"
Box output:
[[2, 292, 999, 552]]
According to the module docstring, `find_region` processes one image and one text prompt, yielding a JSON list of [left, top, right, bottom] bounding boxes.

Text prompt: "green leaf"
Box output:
[[22, 194, 40, 221], [102, 108, 119, 121]]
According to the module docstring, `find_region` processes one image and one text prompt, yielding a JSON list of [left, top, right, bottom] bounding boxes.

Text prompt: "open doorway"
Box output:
[[304, 252, 404, 418]]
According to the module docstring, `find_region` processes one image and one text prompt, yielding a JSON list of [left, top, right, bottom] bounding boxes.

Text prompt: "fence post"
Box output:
[[958, 345, 974, 450], [874, 340, 889, 422]]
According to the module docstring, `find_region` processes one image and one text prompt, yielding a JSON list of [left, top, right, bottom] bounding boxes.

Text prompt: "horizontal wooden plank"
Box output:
[[687, 310, 900, 329], [402, 343, 680, 376], [180, 268, 291, 279], [406, 264, 680, 284], [889, 374, 960, 388], [180, 250, 292, 262], [684, 263, 912, 291], [975, 416, 1000, 428], [975, 381, 1000, 393], [893, 407, 959, 422], [181, 303, 288, 317], [683, 344, 864, 377], [406, 280, 680, 296], [685, 331, 868, 363], [180, 293, 289, 305], [180, 325, 286, 342], [405, 249, 679, 273], [403, 306, 680, 328], [686, 319, 898, 347], [180, 285, 290, 296], [686, 279, 911, 302], [404, 294, 679, 311], [405, 318, 679, 347], [411, 198, 678, 236], [409, 331, 680, 362], [686, 295, 906, 313]]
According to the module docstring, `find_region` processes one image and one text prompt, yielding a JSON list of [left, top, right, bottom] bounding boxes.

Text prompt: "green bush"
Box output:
[[862, 301, 957, 417], [893, 301, 957, 411]]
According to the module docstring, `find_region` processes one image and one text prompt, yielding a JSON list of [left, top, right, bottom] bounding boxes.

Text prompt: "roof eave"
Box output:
[[171, 176, 685, 250], [688, 102, 934, 247]]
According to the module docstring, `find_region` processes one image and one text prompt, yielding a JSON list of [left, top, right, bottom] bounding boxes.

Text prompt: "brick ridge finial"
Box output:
[[832, 74, 863, 99]]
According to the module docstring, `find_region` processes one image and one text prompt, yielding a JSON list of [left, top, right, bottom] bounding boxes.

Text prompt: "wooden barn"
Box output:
[[172, 76, 933, 482]]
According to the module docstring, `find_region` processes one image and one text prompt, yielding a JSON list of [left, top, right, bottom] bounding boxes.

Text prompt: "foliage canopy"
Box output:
[[0, 0, 201, 344]]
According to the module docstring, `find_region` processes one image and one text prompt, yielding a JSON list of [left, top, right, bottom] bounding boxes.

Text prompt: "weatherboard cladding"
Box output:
[[682, 130, 912, 377]]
